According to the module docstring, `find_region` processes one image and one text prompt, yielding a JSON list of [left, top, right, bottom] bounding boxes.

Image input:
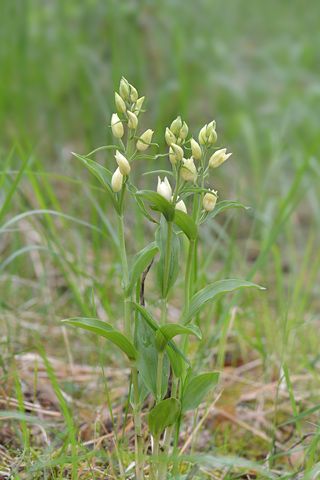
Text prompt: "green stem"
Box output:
[[156, 351, 164, 403], [160, 220, 173, 326]]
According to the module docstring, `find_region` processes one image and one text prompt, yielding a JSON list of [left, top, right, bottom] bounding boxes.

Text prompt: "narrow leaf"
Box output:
[[135, 190, 175, 222], [200, 200, 249, 224], [182, 372, 220, 412], [125, 242, 159, 297], [62, 318, 138, 361], [127, 183, 157, 223], [148, 398, 181, 436], [174, 210, 198, 240], [277, 404, 320, 427], [188, 279, 265, 323], [155, 324, 202, 352], [156, 217, 180, 297]]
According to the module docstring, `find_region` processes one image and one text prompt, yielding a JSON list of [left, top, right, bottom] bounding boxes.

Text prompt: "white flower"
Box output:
[[111, 113, 124, 138], [115, 92, 126, 113], [203, 190, 218, 212], [115, 150, 131, 175], [209, 148, 232, 168], [157, 177, 172, 202], [136, 129, 154, 151], [181, 157, 197, 182], [190, 138, 202, 160], [198, 125, 208, 145], [175, 198, 187, 213], [111, 167, 123, 192], [171, 143, 184, 162], [127, 110, 138, 129], [134, 96, 145, 115], [165, 128, 176, 146]]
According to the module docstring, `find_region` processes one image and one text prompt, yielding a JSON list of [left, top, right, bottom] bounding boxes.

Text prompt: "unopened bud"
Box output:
[[129, 84, 138, 103], [115, 92, 126, 113], [198, 125, 208, 145], [136, 129, 154, 151], [175, 198, 187, 213], [171, 143, 184, 162], [179, 121, 189, 140], [165, 128, 176, 146], [111, 113, 124, 138], [157, 177, 172, 202], [206, 121, 216, 138], [134, 96, 145, 115], [119, 77, 130, 101], [127, 110, 138, 129], [170, 116, 183, 135], [181, 157, 197, 182], [115, 150, 131, 175], [111, 167, 123, 192], [209, 148, 232, 168], [203, 190, 218, 212], [190, 138, 202, 160], [208, 130, 218, 144]]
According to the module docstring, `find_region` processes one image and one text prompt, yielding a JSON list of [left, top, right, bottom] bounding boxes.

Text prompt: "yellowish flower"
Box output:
[[181, 157, 197, 182], [203, 190, 218, 212], [111, 167, 123, 192], [209, 148, 232, 168], [111, 113, 124, 138], [136, 129, 154, 151]]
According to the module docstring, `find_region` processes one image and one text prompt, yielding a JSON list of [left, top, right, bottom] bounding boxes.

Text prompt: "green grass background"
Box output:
[[1, 0, 320, 478]]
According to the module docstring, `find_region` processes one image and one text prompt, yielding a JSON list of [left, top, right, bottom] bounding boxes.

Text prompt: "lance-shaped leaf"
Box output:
[[174, 210, 198, 240], [155, 324, 202, 352], [126, 183, 157, 224], [156, 217, 180, 297], [182, 372, 220, 412], [72, 153, 119, 212], [62, 318, 138, 361], [135, 190, 175, 222], [187, 279, 265, 323], [133, 302, 191, 373], [125, 242, 159, 297], [200, 200, 249, 224], [148, 398, 181, 436]]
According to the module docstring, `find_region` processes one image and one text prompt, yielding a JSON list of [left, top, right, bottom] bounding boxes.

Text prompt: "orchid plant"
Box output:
[[62, 77, 264, 480]]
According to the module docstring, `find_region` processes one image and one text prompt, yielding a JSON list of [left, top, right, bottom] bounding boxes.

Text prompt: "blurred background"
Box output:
[[1, 0, 320, 459]]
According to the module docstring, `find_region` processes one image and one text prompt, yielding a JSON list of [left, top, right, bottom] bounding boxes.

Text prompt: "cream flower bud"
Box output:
[[170, 116, 182, 135], [119, 77, 130, 100], [111, 113, 124, 138], [208, 129, 218, 144], [169, 147, 177, 164], [209, 148, 232, 168], [190, 138, 202, 160], [134, 96, 145, 115], [198, 125, 208, 145], [129, 84, 138, 103], [136, 129, 154, 151], [165, 128, 176, 146], [171, 143, 184, 162], [206, 121, 216, 137], [203, 190, 218, 212], [115, 150, 131, 175], [111, 167, 123, 192], [157, 176, 172, 202], [127, 110, 138, 129], [179, 121, 189, 140], [175, 198, 187, 213], [181, 157, 197, 182], [115, 92, 126, 113]]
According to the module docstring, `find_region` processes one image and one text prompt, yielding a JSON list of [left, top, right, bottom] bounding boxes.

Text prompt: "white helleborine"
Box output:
[[119, 77, 130, 101], [175, 198, 187, 213], [171, 143, 184, 162], [203, 190, 218, 212], [198, 125, 208, 145], [134, 96, 145, 115], [209, 148, 232, 168], [157, 177, 172, 202], [115, 150, 131, 175], [127, 110, 138, 129], [136, 129, 154, 151], [115, 92, 126, 113], [170, 116, 182, 135], [111, 113, 124, 138], [179, 121, 189, 140], [111, 167, 123, 193], [181, 157, 197, 182], [190, 138, 202, 160], [129, 84, 138, 103], [165, 127, 176, 146]]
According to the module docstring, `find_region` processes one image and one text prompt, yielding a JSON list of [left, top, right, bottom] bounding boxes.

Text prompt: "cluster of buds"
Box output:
[[198, 121, 218, 146]]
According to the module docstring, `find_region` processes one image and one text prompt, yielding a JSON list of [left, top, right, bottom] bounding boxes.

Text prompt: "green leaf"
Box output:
[[187, 279, 265, 323], [277, 404, 320, 427], [156, 217, 180, 297], [62, 318, 138, 361], [125, 242, 159, 297], [174, 210, 198, 240], [132, 302, 191, 371], [72, 153, 119, 212], [135, 314, 169, 399], [155, 324, 202, 352], [126, 183, 157, 224], [135, 190, 175, 222], [200, 200, 249, 224], [130, 374, 150, 407], [182, 372, 220, 412], [148, 398, 181, 436]]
